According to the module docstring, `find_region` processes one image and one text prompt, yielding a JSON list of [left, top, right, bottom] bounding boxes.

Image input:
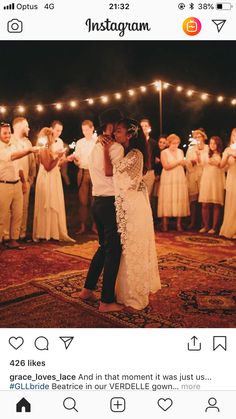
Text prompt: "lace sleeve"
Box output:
[[114, 149, 143, 180], [114, 149, 145, 252]]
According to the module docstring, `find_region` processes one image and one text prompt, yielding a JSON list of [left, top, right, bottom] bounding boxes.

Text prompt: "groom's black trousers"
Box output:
[[84, 196, 122, 303]]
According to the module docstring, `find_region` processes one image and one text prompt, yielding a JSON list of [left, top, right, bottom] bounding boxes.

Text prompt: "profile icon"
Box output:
[[205, 397, 220, 412]]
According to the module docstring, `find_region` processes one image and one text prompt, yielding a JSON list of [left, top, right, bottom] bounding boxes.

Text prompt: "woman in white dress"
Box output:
[[33, 127, 75, 242], [198, 136, 225, 234], [104, 118, 161, 310], [220, 128, 236, 239], [158, 134, 190, 232], [152, 136, 168, 224], [186, 129, 208, 229]]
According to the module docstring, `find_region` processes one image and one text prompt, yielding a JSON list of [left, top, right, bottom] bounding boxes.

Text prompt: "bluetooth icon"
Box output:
[[189, 2, 195, 9]]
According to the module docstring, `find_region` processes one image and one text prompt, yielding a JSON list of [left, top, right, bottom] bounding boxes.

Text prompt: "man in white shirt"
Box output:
[[79, 129, 124, 312], [140, 118, 158, 199], [74, 120, 97, 234], [51, 121, 70, 186], [11, 117, 36, 241], [0, 123, 38, 249], [51, 120, 64, 149], [51, 120, 70, 186]]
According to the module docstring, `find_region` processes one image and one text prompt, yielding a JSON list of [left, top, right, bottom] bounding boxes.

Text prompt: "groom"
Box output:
[[79, 111, 124, 312]]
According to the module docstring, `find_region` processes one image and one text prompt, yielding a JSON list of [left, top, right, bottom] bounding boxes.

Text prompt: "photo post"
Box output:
[[0, 1, 235, 417]]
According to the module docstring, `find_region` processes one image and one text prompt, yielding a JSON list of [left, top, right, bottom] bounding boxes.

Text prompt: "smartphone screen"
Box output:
[[0, 1, 235, 417]]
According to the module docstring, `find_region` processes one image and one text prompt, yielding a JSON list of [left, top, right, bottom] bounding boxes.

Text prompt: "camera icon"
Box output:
[[7, 19, 23, 33]]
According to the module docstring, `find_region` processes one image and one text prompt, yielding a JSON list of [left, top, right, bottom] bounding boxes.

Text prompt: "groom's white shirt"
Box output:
[[88, 142, 124, 196]]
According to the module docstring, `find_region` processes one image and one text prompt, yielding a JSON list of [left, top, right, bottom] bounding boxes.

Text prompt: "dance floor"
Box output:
[[0, 231, 235, 328]]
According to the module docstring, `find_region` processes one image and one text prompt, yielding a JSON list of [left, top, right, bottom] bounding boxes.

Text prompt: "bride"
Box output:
[[33, 127, 75, 242], [104, 118, 161, 310]]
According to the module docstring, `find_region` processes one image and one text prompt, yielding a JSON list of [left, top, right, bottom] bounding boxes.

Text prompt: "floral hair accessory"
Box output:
[[128, 123, 140, 138]]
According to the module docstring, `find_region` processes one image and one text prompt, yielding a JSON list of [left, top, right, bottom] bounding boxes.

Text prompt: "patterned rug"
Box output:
[[56, 241, 99, 260], [0, 279, 117, 328], [163, 232, 236, 262], [0, 244, 89, 289], [1, 233, 235, 328], [28, 252, 236, 328], [56, 232, 236, 263]]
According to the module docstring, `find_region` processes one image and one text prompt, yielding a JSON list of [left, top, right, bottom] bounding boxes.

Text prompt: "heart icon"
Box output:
[[9, 336, 24, 350], [157, 398, 173, 411]]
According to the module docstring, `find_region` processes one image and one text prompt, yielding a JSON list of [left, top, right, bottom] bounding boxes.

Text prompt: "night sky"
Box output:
[[1, 41, 236, 145]]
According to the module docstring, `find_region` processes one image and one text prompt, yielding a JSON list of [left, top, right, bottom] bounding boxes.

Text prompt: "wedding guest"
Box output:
[[74, 120, 97, 234], [158, 134, 190, 232], [51, 120, 64, 148], [140, 119, 158, 199], [51, 120, 70, 186], [0, 123, 38, 249], [198, 136, 225, 234], [33, 127, 74, 242], [4, 117, 36, 242], [185, 129, 208, 230], [153, 135, 168, 225], [219, 128, 236, 239]]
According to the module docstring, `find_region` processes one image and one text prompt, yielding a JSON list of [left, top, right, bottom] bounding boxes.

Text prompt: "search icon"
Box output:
[[63, 397, 78, 412]]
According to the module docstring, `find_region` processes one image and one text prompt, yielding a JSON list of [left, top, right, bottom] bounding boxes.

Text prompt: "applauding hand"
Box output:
[[178, 159, 186, 167], [97, 134, 113, 147], [31, 146, 40, 154], [67, 153, 76, 162], [228, 149, 236, 158]]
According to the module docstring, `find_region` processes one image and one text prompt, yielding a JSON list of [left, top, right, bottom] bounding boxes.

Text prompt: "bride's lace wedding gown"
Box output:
[[113, 149, 161, 310]]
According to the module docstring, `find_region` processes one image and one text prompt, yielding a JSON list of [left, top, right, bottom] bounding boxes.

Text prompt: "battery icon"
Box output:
[[216, 2, 233, 9]]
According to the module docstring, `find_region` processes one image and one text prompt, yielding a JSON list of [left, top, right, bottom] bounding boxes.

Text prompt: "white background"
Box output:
[[0, 0, 235, 40], [0, 329, 235, 418], [0, 1, 236, 417]]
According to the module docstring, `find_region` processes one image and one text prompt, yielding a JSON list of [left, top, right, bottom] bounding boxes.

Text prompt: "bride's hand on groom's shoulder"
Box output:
[[97, 135, 113, 147], [96, 135, 103, 144]]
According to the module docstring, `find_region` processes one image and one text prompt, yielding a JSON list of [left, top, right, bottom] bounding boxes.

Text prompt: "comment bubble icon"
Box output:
[[34, 336, 49, 351]]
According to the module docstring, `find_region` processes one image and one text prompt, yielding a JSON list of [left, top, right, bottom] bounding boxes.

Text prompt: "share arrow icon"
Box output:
[[59, 336, 74, 349], [212, 19, 226, 33]]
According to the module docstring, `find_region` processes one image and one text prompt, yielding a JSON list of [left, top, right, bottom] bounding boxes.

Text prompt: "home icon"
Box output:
[[16, 398, 31, 413]]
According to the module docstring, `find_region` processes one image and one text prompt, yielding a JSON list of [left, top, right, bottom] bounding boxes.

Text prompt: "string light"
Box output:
[[1, 79, 236, 112], [187, 90, 193, 97], [55, 103, 62, 110], [201, 93, 208, 101], [69, 100, 77, 108], [36, 104, 44, 112], [18, 106, 25, 113], [101, 96, 108, 103], [154, 81, 161, 91], [0, 106, 6, 114]]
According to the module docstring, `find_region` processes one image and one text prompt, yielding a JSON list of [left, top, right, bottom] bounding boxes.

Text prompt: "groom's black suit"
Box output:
[[84, 142, 123, 303]]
